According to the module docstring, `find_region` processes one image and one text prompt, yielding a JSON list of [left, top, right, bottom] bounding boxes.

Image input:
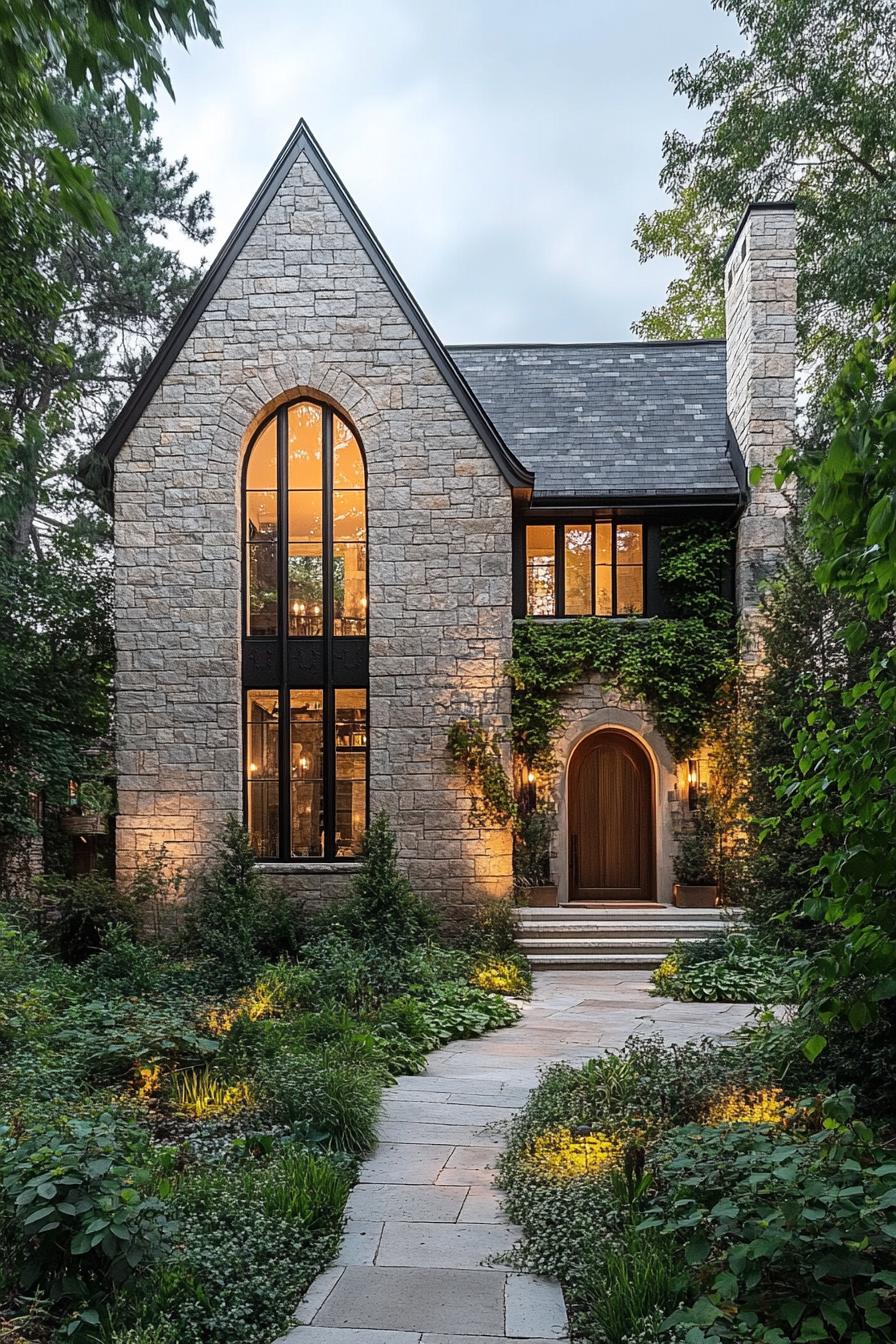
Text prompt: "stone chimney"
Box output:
[[724, 202, 796, 664]]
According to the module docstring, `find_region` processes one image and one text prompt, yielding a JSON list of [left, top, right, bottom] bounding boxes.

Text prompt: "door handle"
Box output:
[[570, 833, 578, 886]]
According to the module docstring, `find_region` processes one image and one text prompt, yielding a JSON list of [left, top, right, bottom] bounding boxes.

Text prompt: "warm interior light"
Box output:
[[292, 600, 299, 615], [249, 762, 257, 773], [313, 604, 320, 615], [527, 770, 535, 785]]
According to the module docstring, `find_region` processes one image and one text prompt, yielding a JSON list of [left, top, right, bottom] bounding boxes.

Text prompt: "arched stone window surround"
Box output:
[[240, 390, 369, 863]]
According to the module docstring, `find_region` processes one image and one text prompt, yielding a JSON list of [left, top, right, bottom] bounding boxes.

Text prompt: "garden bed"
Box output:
[[497, 1033, 896, 1344], [0, 815, 529, 1343]]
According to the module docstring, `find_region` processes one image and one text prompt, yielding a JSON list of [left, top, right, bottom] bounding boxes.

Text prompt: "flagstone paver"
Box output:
[[280, 971, 755, 1344]]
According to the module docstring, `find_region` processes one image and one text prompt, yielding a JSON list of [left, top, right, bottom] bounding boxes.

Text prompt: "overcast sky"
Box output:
[[156, 0, 740, 344]]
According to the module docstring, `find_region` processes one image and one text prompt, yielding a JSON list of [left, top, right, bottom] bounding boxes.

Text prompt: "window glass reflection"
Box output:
[[246, 691, 279, 856], [526, 524, 555, 616], [335, 689, 367, 856]]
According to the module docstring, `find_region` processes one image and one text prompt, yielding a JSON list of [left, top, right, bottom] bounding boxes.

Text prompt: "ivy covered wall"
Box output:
[[449, 520, 738, 894]]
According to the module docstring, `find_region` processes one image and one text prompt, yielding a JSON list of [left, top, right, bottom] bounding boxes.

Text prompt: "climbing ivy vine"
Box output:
[[509, 521, 735, 768], [510, 518, 736, 768], [448, 521, 736, 825], [446, 718, 518, 829]]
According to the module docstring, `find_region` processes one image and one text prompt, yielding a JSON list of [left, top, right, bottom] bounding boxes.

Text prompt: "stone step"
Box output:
[[516, 921, 722, 939], [514, 906, 735, 920], [517, 937, 685, 955], [527, 952, 669, 970]]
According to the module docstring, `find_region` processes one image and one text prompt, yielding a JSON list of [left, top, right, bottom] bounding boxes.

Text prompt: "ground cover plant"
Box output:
[[0, 812, 523, 1342], [498, 1036, 896, 1344], [651, 932, 799, 1004]]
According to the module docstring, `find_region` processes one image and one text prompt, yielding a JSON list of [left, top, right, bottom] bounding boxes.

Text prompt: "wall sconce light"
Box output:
[[687, 758, 699, 810], [526, 769, 535, 785]]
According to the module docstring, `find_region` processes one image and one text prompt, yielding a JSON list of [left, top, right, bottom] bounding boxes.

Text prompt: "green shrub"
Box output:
[[579, 1219, 685, 1344], [299, 928, 393, 1010], [257, 960, 319, 1012], [51, 993, 218, 1087], [80, 927, 166, 994], [131, 1158, 339, 1344], [372, 997, 430, 1076], [29, 873, 141, 963], [418, 980, 519, 1042], [335, 810, 437, 954], [188, 818, 302, 986], [0, 910, 48, 993], [463, 895, 519, 954], [233, 1144, 350, 1229], [648, 1095, 896, 1342], [651, 932, 799, 1003], [0, 1109, 173, 1322], [257, 1050, 381, 1153]]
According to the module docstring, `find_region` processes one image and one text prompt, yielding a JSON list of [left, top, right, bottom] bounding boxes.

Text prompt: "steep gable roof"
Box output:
[[95, 120, 534, 493], [450, 341, 740, 503]]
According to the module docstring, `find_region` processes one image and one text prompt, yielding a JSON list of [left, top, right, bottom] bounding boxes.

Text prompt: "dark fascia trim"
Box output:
[[528, 492, 741, 511], [725, 415, 748, 505], [448, 338, 727, 352], [94, 119, 534, 493], [722, 199, 797, 265]]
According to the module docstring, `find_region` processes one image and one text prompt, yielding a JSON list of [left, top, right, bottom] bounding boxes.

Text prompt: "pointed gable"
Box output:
[[96, 120, 532, 493]]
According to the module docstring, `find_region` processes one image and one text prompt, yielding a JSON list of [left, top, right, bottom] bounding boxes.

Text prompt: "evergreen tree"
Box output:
[[339, 811, 437, 953], [0, 86, 213, 870]]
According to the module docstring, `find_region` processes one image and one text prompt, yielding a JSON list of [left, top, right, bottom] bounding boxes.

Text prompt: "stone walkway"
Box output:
[[280, 972, 755, 1344]]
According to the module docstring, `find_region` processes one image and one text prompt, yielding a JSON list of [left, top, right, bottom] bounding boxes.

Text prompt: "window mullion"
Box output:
[[590, 519, 596, 616], [611, 519, 617, 618], [322, 408, 336, 860], [555, 521, 563, 617]]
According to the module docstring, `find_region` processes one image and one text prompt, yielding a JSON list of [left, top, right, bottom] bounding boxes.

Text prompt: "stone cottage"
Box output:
[[95, 120, 795, 917]]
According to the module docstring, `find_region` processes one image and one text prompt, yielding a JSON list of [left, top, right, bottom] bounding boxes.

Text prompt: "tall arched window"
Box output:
[[242, 399, 368, 860]]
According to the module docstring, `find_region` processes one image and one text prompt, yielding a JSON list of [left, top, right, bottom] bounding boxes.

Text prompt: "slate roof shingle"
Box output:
[[448, 341, 738, 501]]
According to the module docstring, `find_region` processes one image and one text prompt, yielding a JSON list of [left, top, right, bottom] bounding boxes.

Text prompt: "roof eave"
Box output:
[[95, 120, 533, 496]]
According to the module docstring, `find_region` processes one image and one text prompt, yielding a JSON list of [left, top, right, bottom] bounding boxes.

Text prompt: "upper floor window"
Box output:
[[524, 520, 644, 618], [242, 399, 368, 862], [245, 400, 368, 639]]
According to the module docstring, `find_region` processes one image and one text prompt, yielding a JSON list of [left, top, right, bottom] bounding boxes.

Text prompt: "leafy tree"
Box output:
[[0, 86, 213, 869], [0, 0, 219, 227], [774, 286, 896, 1039], [634, 0, 896, 412]]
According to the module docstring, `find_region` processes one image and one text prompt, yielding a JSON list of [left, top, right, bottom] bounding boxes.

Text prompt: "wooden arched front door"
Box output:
[[568, 730, 654, 902]]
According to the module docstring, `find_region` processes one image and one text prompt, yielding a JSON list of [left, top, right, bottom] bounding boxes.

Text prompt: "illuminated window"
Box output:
[[242, 399, 369, 860], [564, 524, 592, 615], [526, 524, 555, 615], [524, 520, 644, 618]]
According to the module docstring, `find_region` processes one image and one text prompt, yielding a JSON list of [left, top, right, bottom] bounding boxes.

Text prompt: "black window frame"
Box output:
[[523, 518, 646, 619], [241, 398, 370, 863]]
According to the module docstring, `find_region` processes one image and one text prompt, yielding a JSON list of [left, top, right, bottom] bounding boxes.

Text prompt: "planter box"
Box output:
[[520, 884, 558, 908], [60, 813, 108, 837], [673, 882, 718, 909]]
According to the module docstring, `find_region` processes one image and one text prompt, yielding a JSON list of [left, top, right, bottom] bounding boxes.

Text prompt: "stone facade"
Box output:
[[113, 150, 514, 916], [109, 135, 799, 918], [725, 204, 797, 660]]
